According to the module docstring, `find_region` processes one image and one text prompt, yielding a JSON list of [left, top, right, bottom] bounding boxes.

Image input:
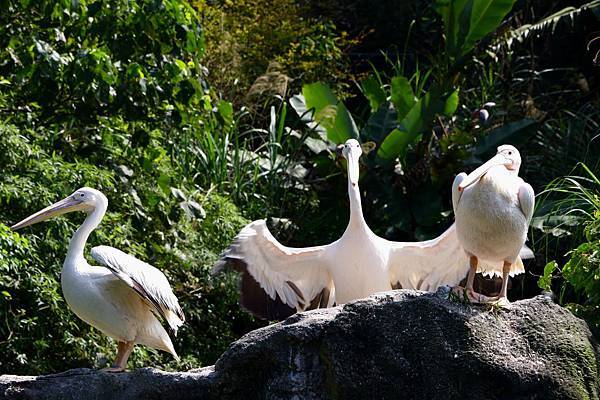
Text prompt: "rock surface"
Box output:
[[1, 289, 599, 400]]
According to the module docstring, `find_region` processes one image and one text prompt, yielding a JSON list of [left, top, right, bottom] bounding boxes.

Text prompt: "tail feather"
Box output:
[[137, 313, 180, 361], [479, 256, 526, 278], [165, 309, 184, 336]]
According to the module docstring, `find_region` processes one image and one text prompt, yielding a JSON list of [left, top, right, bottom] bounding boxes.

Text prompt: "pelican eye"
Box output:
[[508, 151, 513, 155], [80, 193, 85, 197]]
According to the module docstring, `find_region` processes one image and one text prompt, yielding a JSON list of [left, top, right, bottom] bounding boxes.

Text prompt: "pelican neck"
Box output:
[[65, 204, 106, 265], [346, 177, 367, 231]]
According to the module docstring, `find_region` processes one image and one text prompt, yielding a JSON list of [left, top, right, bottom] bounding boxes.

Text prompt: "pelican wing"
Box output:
[[387, 224, 469, 291], [213, 220, 334, 320], [452, 172, 467, 213], [91, 246, 185, 334], [518, 180, 535, 225]]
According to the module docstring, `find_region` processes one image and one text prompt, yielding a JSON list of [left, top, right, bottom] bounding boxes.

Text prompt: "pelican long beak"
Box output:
[[11, 197, 86, 230], [458, 154, 511, 191], [346, 149, 360, 187]]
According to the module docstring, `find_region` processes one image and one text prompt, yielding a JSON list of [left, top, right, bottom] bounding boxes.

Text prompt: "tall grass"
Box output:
[[534, 162, 600, 306], [167, 97, 322, 227]]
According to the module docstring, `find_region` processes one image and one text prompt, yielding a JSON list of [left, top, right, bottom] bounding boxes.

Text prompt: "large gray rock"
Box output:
[[1, 290, 598, 400]]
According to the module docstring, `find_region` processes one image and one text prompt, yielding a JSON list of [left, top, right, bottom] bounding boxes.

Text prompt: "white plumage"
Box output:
[[11, 187, 184, 371], [91, 246, 184, 334], [215, 139, 478, 319], [452, 145, 535, 304]]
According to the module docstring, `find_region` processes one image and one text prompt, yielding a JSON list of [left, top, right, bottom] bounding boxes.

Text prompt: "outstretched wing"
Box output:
[[387, 224, 469, 291], [91, 246, 185, 334], [213, 219, 335, 320]]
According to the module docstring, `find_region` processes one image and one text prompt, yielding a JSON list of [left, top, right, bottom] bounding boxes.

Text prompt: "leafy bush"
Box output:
[[1, 0, 204, 130], [0, 122, 261, 374], [536, 165, 600, 308], [194, 0, 357, 101], [0, 0, 268, 375]]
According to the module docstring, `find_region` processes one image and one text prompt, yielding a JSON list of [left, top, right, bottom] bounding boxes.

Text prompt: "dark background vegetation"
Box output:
[[0, 0, 599, 374]]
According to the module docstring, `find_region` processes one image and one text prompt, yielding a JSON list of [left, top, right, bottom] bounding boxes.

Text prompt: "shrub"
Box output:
[[194, 0, 356, 101], [0, 0, 265, 374]]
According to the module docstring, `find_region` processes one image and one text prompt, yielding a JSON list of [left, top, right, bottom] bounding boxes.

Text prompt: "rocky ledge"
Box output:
[[1, 289, 598, 400]]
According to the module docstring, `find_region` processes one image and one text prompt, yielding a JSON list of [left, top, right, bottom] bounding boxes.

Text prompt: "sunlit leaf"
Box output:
[[463, 0, 516, 53], [377, 89, 459, 161], [390, 76, 416, 119], [301, 82, 359, 144]]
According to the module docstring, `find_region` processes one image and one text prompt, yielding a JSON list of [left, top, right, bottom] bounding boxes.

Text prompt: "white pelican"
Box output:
[[11, 188, 185, 372], [214, 139, 474, 320], [452, 145, 535, 305]]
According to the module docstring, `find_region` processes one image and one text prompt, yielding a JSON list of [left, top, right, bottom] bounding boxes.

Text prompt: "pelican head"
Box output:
[[11, 187, 108, 231], [337, 139, 362, 186], [458, 145, 521, 192]]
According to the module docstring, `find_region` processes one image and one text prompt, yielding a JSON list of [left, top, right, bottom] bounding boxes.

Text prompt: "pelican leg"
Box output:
[[492, 261, 512, 307], [465, 256, 477, 294], [102, 341, 135, 373], [465, 256, 486, 303], [452, 255, 485, 303]]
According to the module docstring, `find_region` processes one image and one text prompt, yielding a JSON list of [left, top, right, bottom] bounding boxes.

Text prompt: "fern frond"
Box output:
[[496, 1, 600, 48]]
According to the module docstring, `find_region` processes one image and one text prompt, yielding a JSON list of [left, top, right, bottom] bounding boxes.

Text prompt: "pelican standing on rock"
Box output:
[[452, 145, 535, 305], [11, 187, 185, 372], [214, 139, 472, 320]]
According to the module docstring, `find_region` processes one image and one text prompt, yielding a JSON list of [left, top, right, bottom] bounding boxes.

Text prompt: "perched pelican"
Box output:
[[11, 188, 185, 372], [214, 139, 473, 320], [452, 145, 535, 305]]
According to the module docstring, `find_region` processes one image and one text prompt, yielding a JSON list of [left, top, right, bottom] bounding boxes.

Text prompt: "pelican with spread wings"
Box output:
[[214, 139, 473, 320], [11, 188, 184, 372]]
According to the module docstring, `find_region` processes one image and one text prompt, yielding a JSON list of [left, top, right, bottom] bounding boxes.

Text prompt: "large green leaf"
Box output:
[[377, 127, 413, 161], [362, 75, 386, 113], [301, 82, 359, 144], [435, 0, 470, 57], [377, 89, 459, 161], [390, 76, 416, 120], [443, 89, 460, 115], [463, 0, 516, 53], [435, 0, 515, 58]]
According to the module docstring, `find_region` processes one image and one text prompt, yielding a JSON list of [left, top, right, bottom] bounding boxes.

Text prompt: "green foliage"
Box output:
[[286, 0, 519, 238], [292, 0, 516, 162], [538, 261, 558, 292], [297, 82, 359, 144], [564, 238, 600, 303], [547, 166, 600, 301], [0, 0, 270, 375], [377, 89, 459, 161], [500, 1, 600, 47], [1, 0, 204, 128], [195, 0, 356, 100], [535, 163, 600, 326], [0, 121, 259, 374], [473, 118, 537, 156], [435, 0, 517, 59]]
